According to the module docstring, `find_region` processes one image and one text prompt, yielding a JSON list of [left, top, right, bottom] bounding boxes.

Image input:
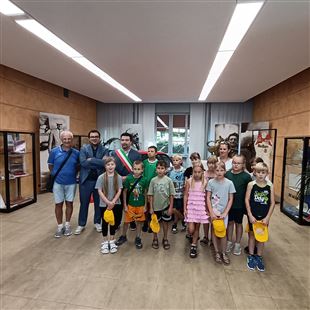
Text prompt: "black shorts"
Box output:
[[228, 208, 244, 224], [154, 207, 172, 222], [173, 198, 184, 212], [247, 214, 268, 231]]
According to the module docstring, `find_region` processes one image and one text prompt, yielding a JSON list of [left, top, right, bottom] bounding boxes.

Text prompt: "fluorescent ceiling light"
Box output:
[[199, 51, 234, 101], [15, 19, 141, 101], [72, 57, 142, 102], [0, 0, 24, 16], [199, 1, 264, 101], [16, 19, 82, 58]]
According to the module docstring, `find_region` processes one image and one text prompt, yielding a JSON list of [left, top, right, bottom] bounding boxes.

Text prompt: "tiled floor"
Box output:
[[0, 193, 309, 309]]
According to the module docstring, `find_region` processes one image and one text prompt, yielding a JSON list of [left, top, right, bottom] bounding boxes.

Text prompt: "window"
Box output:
[[156, 114, 190, 160]]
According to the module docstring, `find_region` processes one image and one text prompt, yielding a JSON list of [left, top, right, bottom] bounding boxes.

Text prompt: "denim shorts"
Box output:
[[53, 182, 77, 204]]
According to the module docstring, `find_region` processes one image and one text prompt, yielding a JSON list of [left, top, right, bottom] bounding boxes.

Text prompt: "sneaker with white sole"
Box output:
[[256, 255, 265, 272], [74, 226, 85, 235], [100, 241, 109, 254], [94, 223, 102, 233], [226, 241, 234, 253], [109, 240, 118, 254], [64, 226, 72, 236], [233, 243, 242, 255], [54, 227, 64, 238]]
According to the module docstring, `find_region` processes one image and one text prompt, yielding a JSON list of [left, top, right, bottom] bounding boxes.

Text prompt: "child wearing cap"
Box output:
[[168, 154, 186, 234], [206, 161, 235, 265], [116, 161, 148, 249], [245, 162, 275, 272], [225, 155, 252, 256], [148, 160, 176, 250], [95, 157, 123, 254]]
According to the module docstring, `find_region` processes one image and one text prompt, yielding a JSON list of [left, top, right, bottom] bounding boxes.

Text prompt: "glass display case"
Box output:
[[281, 137, 310, 225], [0, 131, 36, 212]]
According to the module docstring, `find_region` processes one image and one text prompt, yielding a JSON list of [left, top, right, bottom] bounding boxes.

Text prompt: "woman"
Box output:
[[217, 141, 233, 171]]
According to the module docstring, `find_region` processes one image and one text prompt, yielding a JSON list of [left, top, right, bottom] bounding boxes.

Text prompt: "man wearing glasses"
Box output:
[[75, 130, 108, 235]]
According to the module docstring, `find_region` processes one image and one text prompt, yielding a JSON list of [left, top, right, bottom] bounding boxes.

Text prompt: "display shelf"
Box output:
[[0, 131, 37, 212]]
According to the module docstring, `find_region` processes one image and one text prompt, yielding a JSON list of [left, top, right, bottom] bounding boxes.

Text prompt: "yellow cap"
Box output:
[[150, 214, 160, 233], [213, 219, 226, 238], [253, 222, 268, 242], [103, 209, 115, 226]]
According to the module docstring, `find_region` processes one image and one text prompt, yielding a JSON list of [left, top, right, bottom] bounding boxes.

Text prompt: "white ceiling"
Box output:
[[1, 0, 309, 103]]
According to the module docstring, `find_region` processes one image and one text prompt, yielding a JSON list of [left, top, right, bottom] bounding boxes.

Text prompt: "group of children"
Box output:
[[95, 146, 275, 272]]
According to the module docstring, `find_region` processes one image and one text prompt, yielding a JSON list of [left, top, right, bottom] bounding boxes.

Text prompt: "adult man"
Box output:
[[112, 132, 141, 231], [75, 130, 108, 235], [227, 132, 239, 157], [48, 130, 80, 238]]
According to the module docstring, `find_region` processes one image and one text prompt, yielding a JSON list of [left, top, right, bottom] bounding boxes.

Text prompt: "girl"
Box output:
[[218, 141, 233, 171], [206, 161, 235, 265], [184, 163, 209, 258], [201, 155, 217, 246], [184, 152, 201, 181], [95, 157, 123, 254]]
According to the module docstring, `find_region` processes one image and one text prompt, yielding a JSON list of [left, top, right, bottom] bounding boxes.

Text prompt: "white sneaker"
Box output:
[[94, 223, 102, 233], [100, 241, 109, 254], [109, 240, 118, 254], [74, 226, 85, 235], [233, 243, 242, 256], [226, 241, 234, 253]]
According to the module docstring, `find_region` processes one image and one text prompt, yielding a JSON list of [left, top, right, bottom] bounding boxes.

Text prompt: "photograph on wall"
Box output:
[[215, 123, 240, 157], [39, 112, 70, 191]]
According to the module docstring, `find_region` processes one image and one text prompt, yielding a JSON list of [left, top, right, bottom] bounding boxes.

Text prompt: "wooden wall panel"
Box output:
[[253, 68, 310, 197], [0, 65, 98, 192]]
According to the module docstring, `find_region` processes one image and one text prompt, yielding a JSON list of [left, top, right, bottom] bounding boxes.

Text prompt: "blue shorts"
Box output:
[[53, 182, 77, 204]]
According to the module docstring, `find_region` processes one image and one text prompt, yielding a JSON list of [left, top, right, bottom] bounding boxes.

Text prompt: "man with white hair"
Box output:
[[48, 130, 80, 238]]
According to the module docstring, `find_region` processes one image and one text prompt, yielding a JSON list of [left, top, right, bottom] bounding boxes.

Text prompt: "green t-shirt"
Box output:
[[143, 159, 158, 186], [123, 174, 148, 207], [147, 175, 176, 211], [225, 170, 252, 209]]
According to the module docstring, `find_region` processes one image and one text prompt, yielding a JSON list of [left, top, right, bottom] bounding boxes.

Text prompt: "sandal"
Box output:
[[215, 252, 222, 264], [162, 239, 170, 250], [152, 238, 159, 249], [190, 245, 198, 258], [222, 253, 230, 265], [200, 236, 209, 246]]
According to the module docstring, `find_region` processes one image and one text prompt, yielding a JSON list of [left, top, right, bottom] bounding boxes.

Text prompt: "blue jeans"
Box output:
[[78, 180, 102, 226]]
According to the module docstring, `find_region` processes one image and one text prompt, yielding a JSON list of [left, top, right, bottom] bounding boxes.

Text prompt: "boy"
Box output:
[[168, 154, 186, 233], [225, 155, 252, 255], [116, 161, 148, 249], [245, 162, 275, 272], [148, 160, 176, 250], [142, 146, 158, 232]]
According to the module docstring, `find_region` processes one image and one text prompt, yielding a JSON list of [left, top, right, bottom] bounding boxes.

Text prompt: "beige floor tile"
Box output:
[[71, 276, 118, 308], [226, 270, 270, 297], [0, 294, 31, 309], [232, 294, 277, 310], [64, 305, 102, 310], [106, 279, 157, 309], [261, 273, 309, 300], [23, 298, 67, 310], [273, 295, 310, 309], [193, 290, 236, 309]]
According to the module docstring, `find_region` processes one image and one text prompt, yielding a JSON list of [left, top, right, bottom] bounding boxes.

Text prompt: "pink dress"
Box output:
[[185, 180, 209, 224]]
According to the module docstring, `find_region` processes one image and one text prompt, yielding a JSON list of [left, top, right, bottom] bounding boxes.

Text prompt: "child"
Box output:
[[184, 152, 201, 181], [207, 161, 235, 265], [168, 155, 186, 233], [95, 157, 123, 254], [225, 155, 252, 255], [245, 162, 275, 272], [201, 155, 217, 246], [116, 161, 148, 249], [250, 157, 264, 180], [184, 163, 209, 258], [148, 160, 176, 250], [142, 146, 158, 232]]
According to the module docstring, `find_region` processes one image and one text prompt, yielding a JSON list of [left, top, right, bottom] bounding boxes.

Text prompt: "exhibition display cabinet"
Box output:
[[0, 131, 37, 212], [281, 137, 310, 225]]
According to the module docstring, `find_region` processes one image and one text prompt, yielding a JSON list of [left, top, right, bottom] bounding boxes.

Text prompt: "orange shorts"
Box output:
[[124, 205, 145, 223]]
